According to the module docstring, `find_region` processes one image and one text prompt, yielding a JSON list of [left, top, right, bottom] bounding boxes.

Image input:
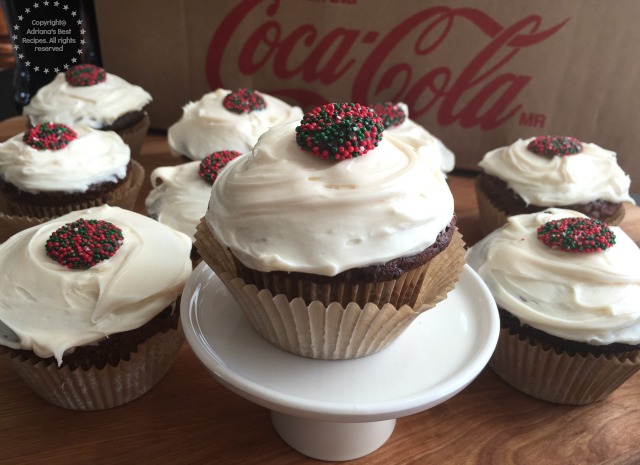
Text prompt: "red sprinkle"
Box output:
[[222, 88, 266, 114], [295, 103, 384, 160], [198, 150, 241, 185], [371, 102, 406, 128], [65, 64, 107, 87], [527, 136, 583, 157], [45, 219, 124, 269], [23, 123, 77, 151], [537, 217, 615, 253]]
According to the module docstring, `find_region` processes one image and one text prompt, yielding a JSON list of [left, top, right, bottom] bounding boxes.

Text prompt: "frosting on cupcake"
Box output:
[[378, 103, 455, 174], [478, 137, 634, 206], [167, 88, 304, 160], [205, 117, 454, 276], [0, 125, 130, 194], [23, 71, 152, 128], [466, 208, 640, 345], [0, 205, 192, 364]]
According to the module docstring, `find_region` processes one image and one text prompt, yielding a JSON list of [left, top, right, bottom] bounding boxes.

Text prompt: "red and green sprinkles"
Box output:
[[295, 103, 384, 160], [527, 136, 583, 157], [198, 150, 241, 185], [537, 217, 615, 253], [64, 64, 107, 87], [222, 88, 266, 114], [23, 123, 77, 151], [371, 102, 406, 128], [45, 219, 124, 269]]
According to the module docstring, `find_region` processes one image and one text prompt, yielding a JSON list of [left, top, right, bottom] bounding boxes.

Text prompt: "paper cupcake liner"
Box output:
[[2, 324, 184, 410], [115, 113, 151, 160], [475, 177, 627, 237], [195, 218, 466, 359], [489, 328, 640, 405], [0, 160, 144, 242]]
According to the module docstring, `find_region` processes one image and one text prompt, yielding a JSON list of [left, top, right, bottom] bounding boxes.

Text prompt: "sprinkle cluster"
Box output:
[[65, 64, 107, 87], [198, 150, 241, 185], [45, 219, 124, 269], [527, 136, 583, 157], [23, 123, 77, 151], [222, 88, 266, 114], [295, 103, 384, 160], [537, 217, 615, 253], [371, 102, 406, 128]]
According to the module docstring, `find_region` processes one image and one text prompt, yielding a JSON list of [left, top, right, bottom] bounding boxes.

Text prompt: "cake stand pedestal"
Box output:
[[181, 263, 499, 461]]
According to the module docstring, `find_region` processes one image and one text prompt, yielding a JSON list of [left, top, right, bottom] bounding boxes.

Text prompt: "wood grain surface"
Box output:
[[0, 116, 639, 465]]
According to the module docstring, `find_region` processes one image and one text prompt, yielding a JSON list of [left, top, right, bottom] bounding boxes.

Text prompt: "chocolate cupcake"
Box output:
[[475, 136, 635, 235], [195, 103, 465, 359], [167, 88, 303, 161], [22, 64, 152, 158], [466, 208, 640, 404], [0, 205, 192, 410]]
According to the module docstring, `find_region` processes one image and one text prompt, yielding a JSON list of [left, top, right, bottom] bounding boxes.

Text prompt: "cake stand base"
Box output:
[[271, 412, 396, 461]]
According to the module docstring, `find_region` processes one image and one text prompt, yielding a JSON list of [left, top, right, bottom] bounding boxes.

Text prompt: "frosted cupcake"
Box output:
[[467, 208, 640, 404], [145, 150, 240, 261], [371, 102, 455, 175], [0, 205, 192, 410], [195, 103, 465, 360], [23, 64, 152, 158], [476, 136, 635, 235], [167, 88, 303, 161], [0, 123, 144, 241]]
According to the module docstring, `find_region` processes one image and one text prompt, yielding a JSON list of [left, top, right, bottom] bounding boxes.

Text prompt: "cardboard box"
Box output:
[[95, 0, 640, 189]]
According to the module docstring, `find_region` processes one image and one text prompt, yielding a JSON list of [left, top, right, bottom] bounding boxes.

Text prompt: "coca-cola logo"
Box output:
[[206, 0, 569, 131]]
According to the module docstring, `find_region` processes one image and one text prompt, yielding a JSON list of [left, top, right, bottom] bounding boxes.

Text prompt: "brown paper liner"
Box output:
[[2, 324, 184, 410], [489, 328, 640, 405], [115, 113, 151, 160], [0, 160, 144, 242], [194, 218, 466, 359], [475, 177, 628, 237]]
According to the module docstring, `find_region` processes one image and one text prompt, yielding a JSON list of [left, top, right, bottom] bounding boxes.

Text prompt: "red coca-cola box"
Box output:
[[94, 0, 640, 187]]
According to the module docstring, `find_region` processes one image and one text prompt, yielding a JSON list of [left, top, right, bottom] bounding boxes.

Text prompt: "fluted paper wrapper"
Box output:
[[2, 325, 184, 411], [116, 113, 151, 159], [489, 328, 640, 405], [195, 218, 466, 359], [475, 177, 626, 238], [0, 160, 144, 242]]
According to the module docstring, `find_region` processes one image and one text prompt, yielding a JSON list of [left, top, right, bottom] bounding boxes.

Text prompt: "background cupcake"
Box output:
[[371, 102, 455, 175], [475, 135, 635, 235], [195, 103, 465, 360], [22, 64, 152, 158], [0, 122, 143, 241], [167, 88, 303, 161], [0, 204, 192, 410], [466, 208, 640, 404]]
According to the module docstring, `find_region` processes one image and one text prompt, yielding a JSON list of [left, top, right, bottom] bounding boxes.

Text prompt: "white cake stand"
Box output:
[[181, 263, 499, 461]]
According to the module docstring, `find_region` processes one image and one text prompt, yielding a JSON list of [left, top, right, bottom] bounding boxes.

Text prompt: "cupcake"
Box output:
[[476, 135, 635, 235], [22, 64, 152, 158], [0, 204, 192, 410], [145, 150, 241, 262], [167, 88, 303, 161], [371, 102, 455, 175], [194, 103, 466, 360], [466, 208, 640, 404], [0, 123, 143, 240]]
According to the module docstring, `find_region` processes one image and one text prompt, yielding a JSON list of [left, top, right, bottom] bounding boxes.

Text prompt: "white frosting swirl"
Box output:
[[167, 88, 304, 160], [466, 208, 640, 345], [0, 205, 192, 364], [23, 72, 152, 128], [0, 126, 130, 194], [206, 120, 454, 276], [386, 103, 455, 174], [145, 161, 212, 241], [479, 137, 635, 205]]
